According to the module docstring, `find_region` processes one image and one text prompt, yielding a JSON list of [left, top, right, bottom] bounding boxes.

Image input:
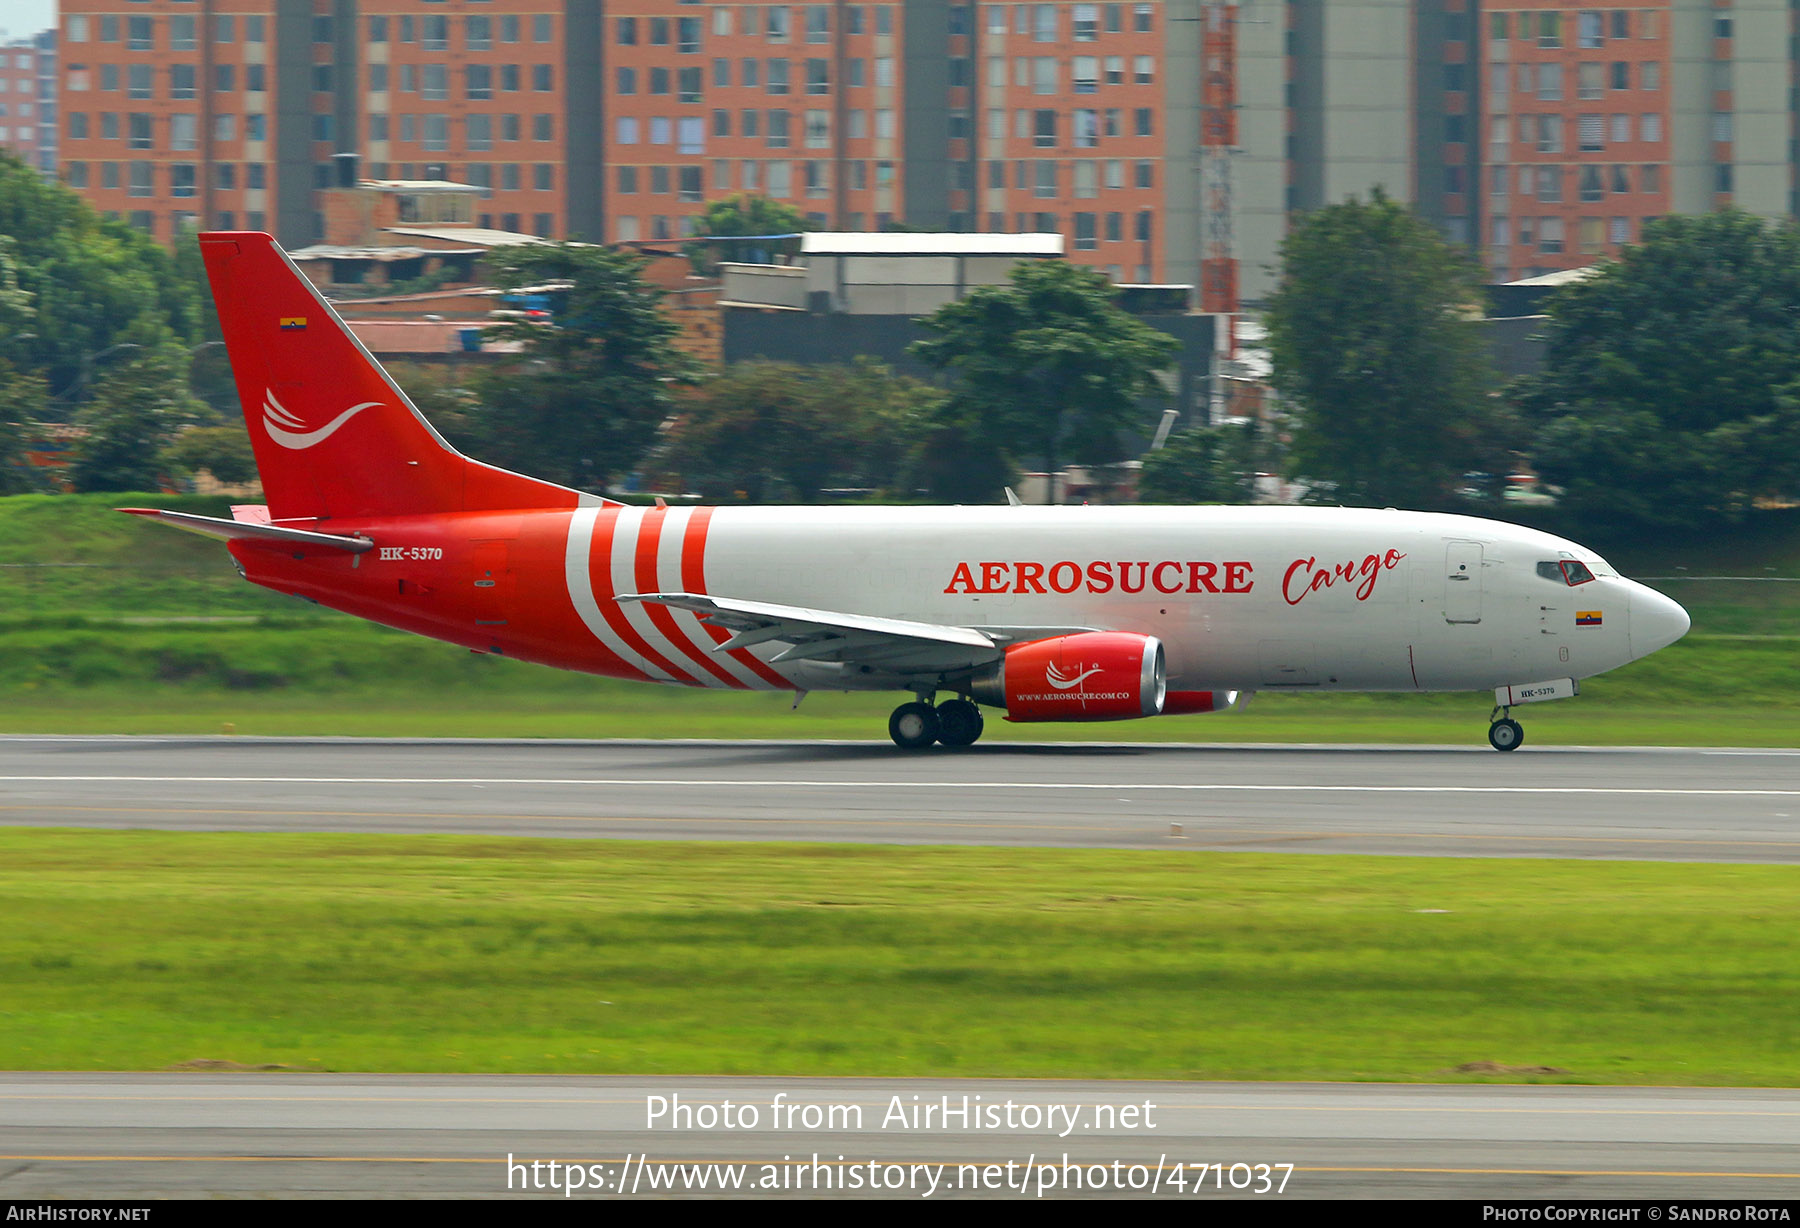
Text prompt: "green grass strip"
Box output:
[[3, 830, 1798, 1084]]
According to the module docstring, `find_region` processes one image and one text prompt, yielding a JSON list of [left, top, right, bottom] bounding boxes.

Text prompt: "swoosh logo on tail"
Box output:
[[262, 389, 381, 450]]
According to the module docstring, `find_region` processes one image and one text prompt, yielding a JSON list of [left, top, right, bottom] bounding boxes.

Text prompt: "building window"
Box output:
[[1539, 216, 1564, 253], [468, 113, 492, 150], [680, 115, 705, 153], [423, 16, 448, 51], [1134, 108, 1153, 137], [467, 16, 492, 51], [467, 64, 492, 100], [1578, 114, 1603, 151], [423, 65, 447, 101], [533, 65, 552, 91]]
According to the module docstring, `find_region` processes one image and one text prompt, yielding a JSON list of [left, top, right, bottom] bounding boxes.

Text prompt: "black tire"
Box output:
[[935, 699, 985, 748], [1488, 718, 1524, 752], [889, 702, 940, 750]]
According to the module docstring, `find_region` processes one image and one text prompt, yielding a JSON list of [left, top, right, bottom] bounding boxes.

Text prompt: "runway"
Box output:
[[1, 737, 1798, 861], [4, 1074, 1800, 1199]]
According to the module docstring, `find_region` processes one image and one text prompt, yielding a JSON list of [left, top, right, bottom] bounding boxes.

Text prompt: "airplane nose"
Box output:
[[1629, 584, 1691, 660]]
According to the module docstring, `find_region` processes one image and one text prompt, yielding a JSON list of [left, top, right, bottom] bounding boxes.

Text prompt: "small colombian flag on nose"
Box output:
[[1576, 610, 1603, 627], [279, 317, 308, 330]]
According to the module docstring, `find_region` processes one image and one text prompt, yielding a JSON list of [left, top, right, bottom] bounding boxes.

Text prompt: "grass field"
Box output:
[[0, 619, 1791, 744], [4, 830, 1797, 1084]]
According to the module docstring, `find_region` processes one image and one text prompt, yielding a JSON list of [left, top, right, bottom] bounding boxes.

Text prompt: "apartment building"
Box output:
[[52, 2, 1800, 300], [1478, 0, 1788, 281], [0, 31, 57, 176], [56, 0, 603, 246]]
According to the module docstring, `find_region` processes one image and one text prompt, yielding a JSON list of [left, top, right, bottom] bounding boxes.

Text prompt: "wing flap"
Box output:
[[621, 593, 997, 650]]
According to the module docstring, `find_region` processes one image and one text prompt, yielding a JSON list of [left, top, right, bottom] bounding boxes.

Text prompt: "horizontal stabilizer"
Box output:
[[118, 508, 374, 553]]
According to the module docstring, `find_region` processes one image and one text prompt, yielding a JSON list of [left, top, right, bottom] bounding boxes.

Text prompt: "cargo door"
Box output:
[[1443, 540, 1483, 625]]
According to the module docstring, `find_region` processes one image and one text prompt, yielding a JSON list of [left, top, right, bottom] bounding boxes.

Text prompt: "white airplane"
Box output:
[[126, 233, 1691, 751]]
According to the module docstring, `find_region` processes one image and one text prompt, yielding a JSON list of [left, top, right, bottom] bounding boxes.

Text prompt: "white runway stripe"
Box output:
[[6, 777, 1798, 796]]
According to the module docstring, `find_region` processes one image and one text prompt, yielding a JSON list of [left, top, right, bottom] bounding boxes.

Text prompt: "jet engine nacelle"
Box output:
[[969, 632, 1166, 722]]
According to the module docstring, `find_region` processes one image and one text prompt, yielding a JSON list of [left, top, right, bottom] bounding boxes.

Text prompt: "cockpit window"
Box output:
[[1537, 560, 1598, 586]]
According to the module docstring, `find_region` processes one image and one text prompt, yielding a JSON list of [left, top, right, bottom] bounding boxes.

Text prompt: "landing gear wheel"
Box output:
[[934, 699, 985, 748], [889, 702, 941, 750], [1488, 718, 1524, 752]]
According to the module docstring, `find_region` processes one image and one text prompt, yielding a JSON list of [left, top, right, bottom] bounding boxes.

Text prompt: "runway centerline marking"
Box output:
[[6, 777, 1800, 798], [7, 804, 1800, 849]]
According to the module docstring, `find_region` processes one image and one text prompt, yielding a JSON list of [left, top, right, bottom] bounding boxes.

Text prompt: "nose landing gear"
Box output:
[[1488, 706, 1524, 752], [888, 696, 986, 749]]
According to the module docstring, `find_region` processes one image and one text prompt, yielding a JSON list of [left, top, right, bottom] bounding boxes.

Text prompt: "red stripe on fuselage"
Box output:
[[591, 506, 706, 686], [636, 506, 746, 689], [683, 506, 793, 689]]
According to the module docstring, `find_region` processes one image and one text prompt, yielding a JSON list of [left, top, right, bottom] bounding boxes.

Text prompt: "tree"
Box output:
[[1264, 190, 1502, 509], [0, 360, 50, 495], [160, 423, 257, 487], [1518, 210, 1800, 529], [470, 242, 699, 492], [684, 193, 807, 274], [68, 341, 210, 493], [0, 151, 201, 395], [910, 260, 1180, 503], [1138, 422, 1262, 504], [661, 361, 942, 502]]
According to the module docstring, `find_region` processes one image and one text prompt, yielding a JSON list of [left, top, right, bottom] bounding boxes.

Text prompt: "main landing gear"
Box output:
[[1488, 706, 1525, 752], [888, 697, 985, 750]]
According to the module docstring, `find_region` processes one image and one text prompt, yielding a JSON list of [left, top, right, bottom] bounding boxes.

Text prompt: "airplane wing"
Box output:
[[620, 592, 1100, 675]]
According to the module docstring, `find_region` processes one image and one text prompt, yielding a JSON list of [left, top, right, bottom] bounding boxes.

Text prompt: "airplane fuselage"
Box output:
[[230, 503, 1685, 702]]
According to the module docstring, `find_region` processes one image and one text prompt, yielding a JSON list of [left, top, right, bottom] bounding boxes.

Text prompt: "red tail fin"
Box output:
[[199, 231, 602, 522]]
